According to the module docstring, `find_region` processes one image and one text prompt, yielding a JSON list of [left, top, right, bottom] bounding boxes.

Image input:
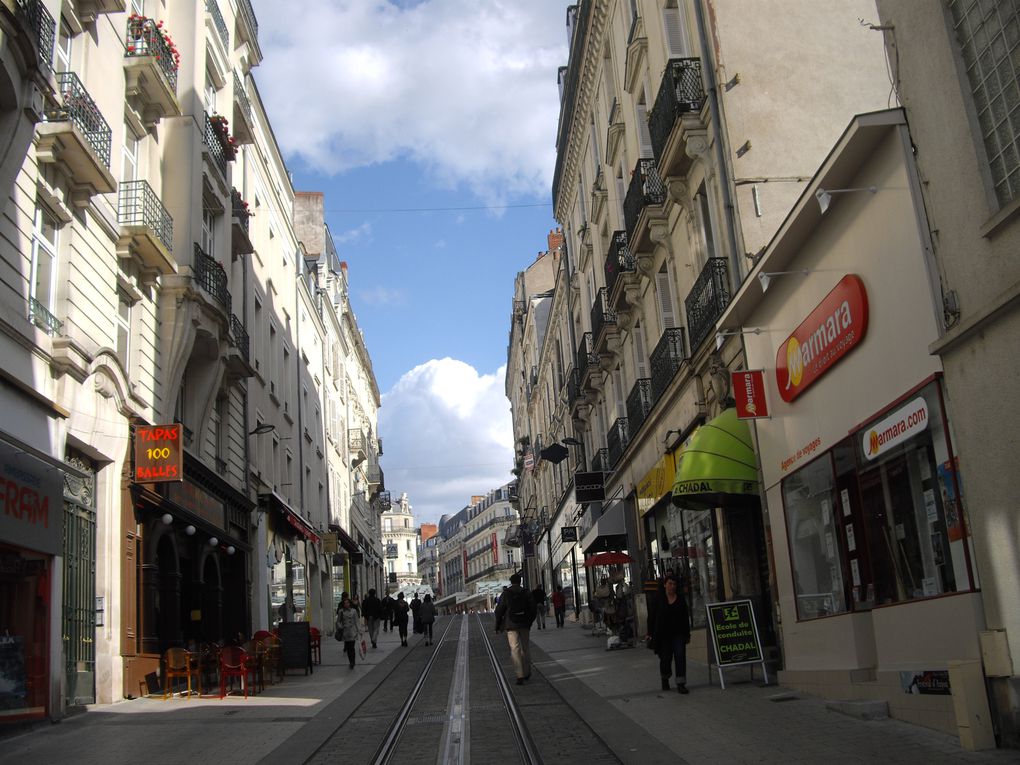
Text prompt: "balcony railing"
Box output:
[[125, 16, 179, 91], [206, 0, 229, 49], [193, 244, 231, 313], [228, 313, 249, 362], [50, 72, 112, 168], [375, 490, 392, 510], [590, 287, 616, 346], [29, 297, 61, 335], [684, 258, 731, 353], [649, 327, 687, 403], [575, 332, 598, 380], [567, 366, 580, 409], [236, 0, 258, 41], [591, 448, 611, 473], [14, 0, 56, 75], [623, 158, 666, 240], [203, 111, 230, 178], [649, 58, 705, 165], [606, 417, 629, 469], [604, 230, 635, 298], [626, 378, 653, 437], [349, 429, 367, 455], [118, 180, 172, 252], [233, 72, 252, 124], [230, 188, 251, 234]]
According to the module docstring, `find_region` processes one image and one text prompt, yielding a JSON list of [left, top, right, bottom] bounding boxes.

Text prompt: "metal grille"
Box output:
[[575, 332, 597, 380], [234, 72, 253, 124], [49, 72, 112, 168], [949, 1, 1020, 205], [63, 451, 96, 706], [118, 180, 173, 253], [649, 327, 687, 402], [206, 0, 229, 49], [125, 16, 179, 91], [606, 417, 629, 468], [590, 287, 616, 346], [203, 111, 229, 177], [193, 243, 231, 313], [237, 0, 259, 39], [684, 258, 730, 353], [230, 188, 251, 233], [626, 378, 653, 436], [14, 0, 55, 75], [649, 58, 705, 165], [604, 230, 634, 298], [29, 296, 62, 335], [624, 158, 666, 239], [228, 313, 249, 361]]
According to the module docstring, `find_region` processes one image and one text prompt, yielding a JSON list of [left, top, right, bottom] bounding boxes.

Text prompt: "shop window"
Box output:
[[783, 454, 848, 620]]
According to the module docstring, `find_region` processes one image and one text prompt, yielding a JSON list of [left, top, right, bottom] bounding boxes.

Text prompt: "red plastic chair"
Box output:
[[253, 630, 272, 641], [219, 646, 250, 698], [309, 627, 322, 665]]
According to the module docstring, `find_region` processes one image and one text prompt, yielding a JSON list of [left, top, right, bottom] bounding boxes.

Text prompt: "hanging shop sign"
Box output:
[[575, 471, 606, 503], [732, 370, 770, 419], [133, 423, 183, 483], [776, 275, 869, 403], [561, 526, 578, 543], [862, 397, 928, 461]]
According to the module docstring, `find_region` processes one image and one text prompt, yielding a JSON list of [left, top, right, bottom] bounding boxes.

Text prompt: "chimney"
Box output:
[[547, 227, 564, 254]]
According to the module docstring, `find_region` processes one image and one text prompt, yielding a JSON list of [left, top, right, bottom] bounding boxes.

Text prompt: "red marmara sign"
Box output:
[[776, 275, 869, 403]]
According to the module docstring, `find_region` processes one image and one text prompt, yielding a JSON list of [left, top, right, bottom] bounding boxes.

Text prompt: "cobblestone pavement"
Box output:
[[2, 617, 1020, 764]]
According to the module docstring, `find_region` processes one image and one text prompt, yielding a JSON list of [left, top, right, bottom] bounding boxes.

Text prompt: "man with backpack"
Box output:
[[494, 573, 537, 685]]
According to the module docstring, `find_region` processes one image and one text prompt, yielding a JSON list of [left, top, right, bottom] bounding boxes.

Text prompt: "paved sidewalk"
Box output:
[[529, 619, 1019, 764]]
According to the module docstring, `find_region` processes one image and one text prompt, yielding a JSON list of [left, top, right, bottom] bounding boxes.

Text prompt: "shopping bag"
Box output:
[[359, 639, 367, 658]]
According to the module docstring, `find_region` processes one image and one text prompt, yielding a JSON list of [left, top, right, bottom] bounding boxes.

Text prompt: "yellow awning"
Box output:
[[671, 408, 759, 508]]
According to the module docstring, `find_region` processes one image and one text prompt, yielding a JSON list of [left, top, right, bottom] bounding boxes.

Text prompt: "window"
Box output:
[[663, 1, 692, 58], [54, 20, 72, 73], [948, 1, 1020, 206], [695, 183, 717, 266], [204, 71, 217, 112], [655, 265, 678, 331], [215, 395, 229, 471], [130, 0, 145, 15], [122, 123, 139, 182], [202, 208, 216, 255], [117, 288, 132, 362], [30, 204, 58, 317]]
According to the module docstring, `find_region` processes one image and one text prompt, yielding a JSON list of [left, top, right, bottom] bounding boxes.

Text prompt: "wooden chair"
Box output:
[[219, 645, 250, 698], [309, 627, 322, 665], [197, 642, 220, 696], [162, 647, 198, 700]]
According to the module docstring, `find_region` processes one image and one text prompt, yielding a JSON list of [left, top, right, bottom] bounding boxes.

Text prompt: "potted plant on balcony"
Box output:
[[209, 114, 237, 159]]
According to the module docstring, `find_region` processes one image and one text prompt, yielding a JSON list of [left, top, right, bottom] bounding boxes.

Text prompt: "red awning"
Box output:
[[259, 492, 320, 544]]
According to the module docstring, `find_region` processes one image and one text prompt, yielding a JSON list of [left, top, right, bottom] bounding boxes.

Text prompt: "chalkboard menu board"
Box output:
[[277, 621, 312, 675], [706, 599, 767, 689]]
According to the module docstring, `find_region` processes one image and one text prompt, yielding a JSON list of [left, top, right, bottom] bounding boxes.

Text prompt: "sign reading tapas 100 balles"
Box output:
[[134, 424, 183, 483]]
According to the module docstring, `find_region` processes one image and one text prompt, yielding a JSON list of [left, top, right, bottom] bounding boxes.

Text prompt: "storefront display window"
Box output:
[[783, 456, 848, 619], [0, 546, 50, 721], [784, 380, 974, 621]]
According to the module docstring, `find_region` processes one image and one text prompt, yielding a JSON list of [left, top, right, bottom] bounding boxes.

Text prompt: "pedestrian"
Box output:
[[393, 592, 410, 646], [381, 591, 395, 632], [352, 593, 362, 617], [551, 585, 567, 628], [494, 573, 537, 685], [648, 571, 690, 693], [418, 594, 437, 645], [361, 588, 382, 648], [530, 583, 548, 629], [410, 592, 422, 635], [335, 595, 363, 670]]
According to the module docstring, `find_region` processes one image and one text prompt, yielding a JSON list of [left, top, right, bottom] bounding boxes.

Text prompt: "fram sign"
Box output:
[[776, 275, 869, 402], [0, 440, 63, 555], [863, 398, 928, 460]]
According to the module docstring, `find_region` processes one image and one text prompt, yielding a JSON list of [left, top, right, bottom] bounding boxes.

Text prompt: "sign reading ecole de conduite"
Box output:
[[133, 423, 183, 483], [776, 275, 869, 403]]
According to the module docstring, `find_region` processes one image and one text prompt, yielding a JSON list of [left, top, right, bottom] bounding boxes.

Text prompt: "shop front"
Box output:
[[0, 437, 63, 724], [722, 110, 985, 736]]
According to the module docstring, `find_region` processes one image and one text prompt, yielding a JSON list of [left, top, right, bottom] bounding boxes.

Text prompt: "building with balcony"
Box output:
[[382, 492, 420, 593]]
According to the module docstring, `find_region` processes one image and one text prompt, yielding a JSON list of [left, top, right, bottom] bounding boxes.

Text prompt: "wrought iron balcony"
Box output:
[[626, 378, 653, 437], [684, 258, 731, 353], [118, 180, 173, 273], [575, 332, 598, 384], [49, 72, 111, 168], [590, 287, 617, 348], [567, 366, 580, 409], [230, 188, 254, 256], [193, 244, 231, 313], [623, 158, 666, 241], [13, 0, 56, 76], [649, 327, 688, 403], [591, 448, 611, 473], [38, 73, 116, 195], [235, 0, 260, 55], [349, 428, 367, 457], [232, 72, 255, 144], [228, 313, 249, 361], [375, 490, 392, 511], [649, 58, 705, 167], [203, 111, 231, 179], [604, 230, 635, 300], [29, 296, 61, 335], [230, 188, 251, 233], [125, 17, 179, 91], [606, 417, 629, 469], [206, 0, 229, 50]]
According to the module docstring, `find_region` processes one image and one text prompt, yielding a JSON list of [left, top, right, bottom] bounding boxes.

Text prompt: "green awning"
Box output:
[[671, 408, 759, 508]]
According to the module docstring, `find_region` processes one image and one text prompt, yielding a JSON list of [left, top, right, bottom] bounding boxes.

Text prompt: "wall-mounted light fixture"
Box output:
[[209, 537, 219, 547], [815, 185, 877, 214], [185, 525, 196, 536], [226, 546, 236, 556], [758, 269, 811, 293], [715, 327, 763, 351], [161, 513, 173, 525], [250, 421, 275, 436]]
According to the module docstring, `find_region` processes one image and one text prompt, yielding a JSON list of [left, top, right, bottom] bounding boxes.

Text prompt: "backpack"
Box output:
[[508, 588, 531, 623]]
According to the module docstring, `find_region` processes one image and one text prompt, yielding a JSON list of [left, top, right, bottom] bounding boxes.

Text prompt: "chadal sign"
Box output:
[[776, 275, 869, 403]]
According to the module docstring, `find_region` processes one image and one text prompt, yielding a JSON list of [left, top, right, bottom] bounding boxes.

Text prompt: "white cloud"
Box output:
[[251, 0, 568, 201], [357, 286, 407, 306], [334, 221, 373, 245], [378, 358, 513, 526]]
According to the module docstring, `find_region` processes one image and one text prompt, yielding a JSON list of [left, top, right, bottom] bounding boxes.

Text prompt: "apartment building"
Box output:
[[382, 492, 419, 592], [0, 0, 379, 724]]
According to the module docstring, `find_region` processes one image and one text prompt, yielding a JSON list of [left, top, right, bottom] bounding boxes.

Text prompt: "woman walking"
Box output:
[[335, 595, 363, 669], [649, 572, 690, 693], [393, 592, 411, 646], [418, 594, 437, 645]]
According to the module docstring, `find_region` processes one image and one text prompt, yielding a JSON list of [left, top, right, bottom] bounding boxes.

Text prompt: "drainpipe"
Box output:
[[693, 0, 743, 279]]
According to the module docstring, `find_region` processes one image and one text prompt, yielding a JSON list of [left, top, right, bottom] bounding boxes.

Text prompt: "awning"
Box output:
[[435, 592, 466, 608], [671, 407, 759, 508], [580, 500, 627, 554], [261, 492, 321, 544], [328, 523, 359, 553]]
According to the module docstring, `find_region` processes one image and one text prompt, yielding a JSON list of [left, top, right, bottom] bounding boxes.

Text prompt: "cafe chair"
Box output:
[[219, 645, 250, 699], [263, 634, 283, 682], [309, 627, 322, 665], [197, 642, 220, 695], [162, 647, 198, 700]]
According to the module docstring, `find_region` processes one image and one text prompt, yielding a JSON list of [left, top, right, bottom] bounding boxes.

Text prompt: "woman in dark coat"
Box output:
[[650, 571, 691, 693], [393, 592, 411, 647]]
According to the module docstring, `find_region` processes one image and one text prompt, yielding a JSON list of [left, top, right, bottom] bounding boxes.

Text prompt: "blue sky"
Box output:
[[251, 1, 570, 524]]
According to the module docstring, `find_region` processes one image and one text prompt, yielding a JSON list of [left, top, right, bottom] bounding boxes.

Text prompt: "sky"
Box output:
[[250, 1, 571, 526]]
